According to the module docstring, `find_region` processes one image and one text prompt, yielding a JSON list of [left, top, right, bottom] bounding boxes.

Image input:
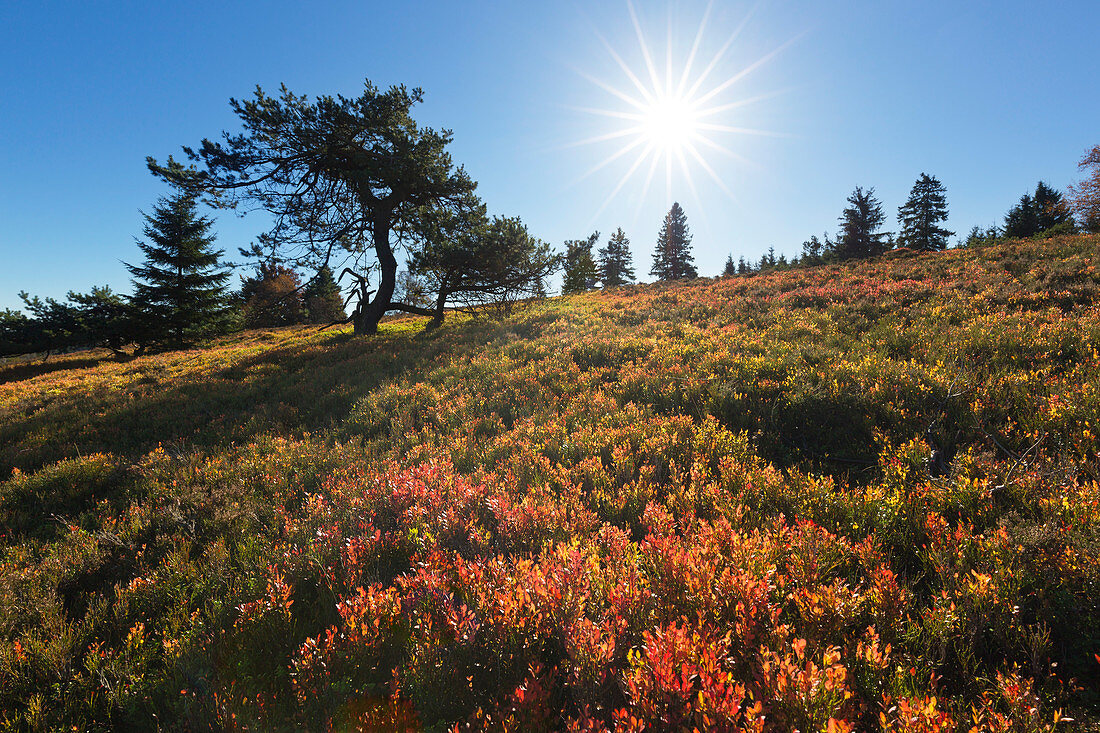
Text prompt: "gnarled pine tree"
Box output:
[[148, 80, 476, 335]]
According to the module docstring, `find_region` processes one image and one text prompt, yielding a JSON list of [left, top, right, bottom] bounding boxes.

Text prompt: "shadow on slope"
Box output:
[[0, 315, 555, 476]]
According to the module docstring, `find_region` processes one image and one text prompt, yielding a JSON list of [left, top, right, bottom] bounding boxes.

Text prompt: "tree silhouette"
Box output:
[[651, 203, 697, 280], [722, 254, 736, 276], [304, 266, 346, 324], [598, 228, 636, 287], [836, 187, 888, 259], [562, 232, 600, 294], [410, 205, 559, 328], [897, 174, 953, 252], [1003, 181, 1075, 239], [148, 80, 476, 335]]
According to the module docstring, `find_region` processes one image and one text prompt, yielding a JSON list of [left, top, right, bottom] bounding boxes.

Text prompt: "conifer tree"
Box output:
[[126, 191, 231, 348], [305, 266, 346, 324], [240, 263, 305, 327], [562, 232, 599, 294], [1003, 193, 1039, 239], [897, 174, 953, 252], [597, 228, 636, 287], [651, 202, 697, 280], [1004, 181, 1074, 238], [722, 254, 736, 277], [801, 235, 827, 261], [835, 186, 888, 259]]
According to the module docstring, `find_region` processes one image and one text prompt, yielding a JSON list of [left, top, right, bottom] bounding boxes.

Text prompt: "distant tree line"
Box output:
[[720, 150, 1100, 276], [561, 202, 697, 294], [962, 161, 1098, 247]]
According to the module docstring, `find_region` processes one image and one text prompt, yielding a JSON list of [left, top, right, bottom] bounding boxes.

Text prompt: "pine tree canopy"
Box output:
[[598, 228, 636, 287], [148, 79, 476, 336], [897, 173, 954, 252], [126, 191, 231, 348], [410, 201, 559, 327], [651, 202, 697, 281]]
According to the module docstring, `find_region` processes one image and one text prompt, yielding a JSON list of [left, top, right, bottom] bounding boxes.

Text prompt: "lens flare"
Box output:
[[568, 1, 794, 221]]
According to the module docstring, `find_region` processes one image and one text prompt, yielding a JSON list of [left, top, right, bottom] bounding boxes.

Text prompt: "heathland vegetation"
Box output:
[[3, 233, 1100, 730], [4, 77, 1100, 730]]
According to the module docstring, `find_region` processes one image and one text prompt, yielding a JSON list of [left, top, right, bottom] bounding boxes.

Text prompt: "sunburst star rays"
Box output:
[[566, 0, 794, 224]]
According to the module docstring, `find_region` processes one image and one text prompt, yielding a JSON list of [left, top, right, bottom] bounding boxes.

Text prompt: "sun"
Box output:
[[568, 1, 793, 220], [640, 92, 701, 153]]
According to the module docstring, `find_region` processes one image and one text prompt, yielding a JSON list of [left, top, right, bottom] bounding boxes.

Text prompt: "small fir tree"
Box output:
[[305, 266, 347, 324], [1033, 181, 1074, 232], [963, 225, 1001, 248], [897, 173, 954, 252], [651, 202, 697, 280], [835, 186, 888, 259], [597, 228, 636, 287], [801, 235, 826, 261], [721, 254, 736, 277], [126, 192, 231, 348], [562, 232, 599, 294]]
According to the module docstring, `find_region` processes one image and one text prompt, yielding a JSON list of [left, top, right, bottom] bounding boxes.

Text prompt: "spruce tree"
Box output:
[[126, 192, 231, 348], [1003, 193, 1039, 239], [562, 232, 599, 295], [897, 174, 953, 252], [651, 202, 697, 280], [836, 186, 888, 259], [597, 228, 636, 287], [305, 265, 346, 324], [722, 254, 736, 277], [1005, 181, 1074, 238]]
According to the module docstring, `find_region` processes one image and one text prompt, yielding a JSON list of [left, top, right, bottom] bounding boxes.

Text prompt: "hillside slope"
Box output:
[[2, 236, 1100, 730]]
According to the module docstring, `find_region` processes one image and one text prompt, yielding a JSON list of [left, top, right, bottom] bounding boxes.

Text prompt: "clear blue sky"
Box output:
[[2, 0, 1098, 309]]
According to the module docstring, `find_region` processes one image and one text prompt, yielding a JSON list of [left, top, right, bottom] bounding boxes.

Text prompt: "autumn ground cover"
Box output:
[[2, 235, 1100, 731]]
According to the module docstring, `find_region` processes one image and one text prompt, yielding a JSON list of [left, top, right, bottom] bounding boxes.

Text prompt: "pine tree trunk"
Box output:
[[354, 218, 396, 335], [427, 287, 448, 330]]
